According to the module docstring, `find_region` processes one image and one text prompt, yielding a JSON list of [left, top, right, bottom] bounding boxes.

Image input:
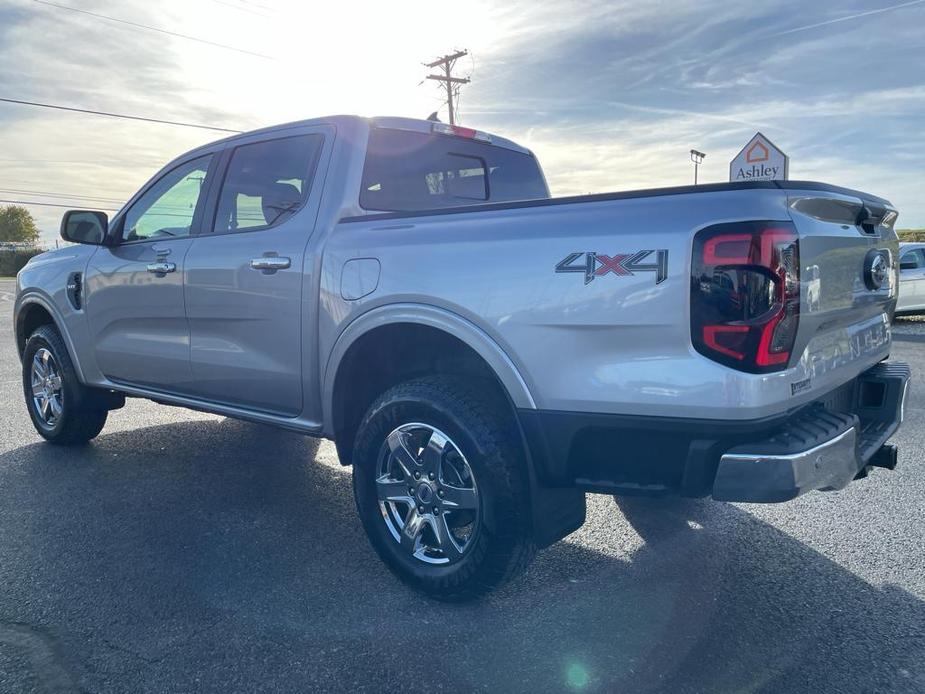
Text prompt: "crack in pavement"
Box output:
[[101, 616, 226, 668]]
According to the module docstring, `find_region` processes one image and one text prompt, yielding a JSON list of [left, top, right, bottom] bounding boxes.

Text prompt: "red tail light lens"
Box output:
[[691, 222, 800, 373]]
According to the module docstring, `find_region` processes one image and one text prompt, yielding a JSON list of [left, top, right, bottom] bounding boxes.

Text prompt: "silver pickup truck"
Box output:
[[14, 115, 910, 600]]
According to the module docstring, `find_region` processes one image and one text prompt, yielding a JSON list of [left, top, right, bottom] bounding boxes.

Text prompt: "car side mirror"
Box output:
[[61, 210, 108, 245], [900, 261, 917, 271]]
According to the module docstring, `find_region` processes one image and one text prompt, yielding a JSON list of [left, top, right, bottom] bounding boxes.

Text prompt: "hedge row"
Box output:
[[0, 249, 44, 276]]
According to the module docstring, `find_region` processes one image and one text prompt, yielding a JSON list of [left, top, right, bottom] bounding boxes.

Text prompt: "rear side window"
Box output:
[[212, 134, 323, 233], [360, 128, 548, 212]]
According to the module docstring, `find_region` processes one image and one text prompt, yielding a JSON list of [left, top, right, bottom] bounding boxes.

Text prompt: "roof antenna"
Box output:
[[426, 111, 441, 122]]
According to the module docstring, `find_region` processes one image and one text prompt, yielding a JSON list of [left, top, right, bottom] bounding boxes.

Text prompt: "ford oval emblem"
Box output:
[[864, 250, 890, 291]]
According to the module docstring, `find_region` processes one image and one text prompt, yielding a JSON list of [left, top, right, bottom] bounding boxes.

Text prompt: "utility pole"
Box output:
[[425, 50, 470, 125], [690, 149, 706, 185]]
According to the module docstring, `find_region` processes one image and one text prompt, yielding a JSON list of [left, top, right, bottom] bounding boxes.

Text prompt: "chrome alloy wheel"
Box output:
[[376, 423, 480, 565], [30, 347, 64, 427]]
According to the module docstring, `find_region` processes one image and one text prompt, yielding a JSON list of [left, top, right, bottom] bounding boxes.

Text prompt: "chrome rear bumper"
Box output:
[[712, 361, 910, 503]]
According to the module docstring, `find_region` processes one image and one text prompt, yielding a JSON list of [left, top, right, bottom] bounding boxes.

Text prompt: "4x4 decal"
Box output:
[[555, 249, 668, 285]]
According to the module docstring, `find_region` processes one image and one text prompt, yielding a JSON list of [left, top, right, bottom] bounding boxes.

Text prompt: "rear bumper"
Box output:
[[712, 361, 909, 502], [517, 361, 910, 503]]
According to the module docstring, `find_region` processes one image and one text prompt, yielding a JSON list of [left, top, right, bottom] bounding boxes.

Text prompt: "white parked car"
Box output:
[[898, 242, 925, 314]]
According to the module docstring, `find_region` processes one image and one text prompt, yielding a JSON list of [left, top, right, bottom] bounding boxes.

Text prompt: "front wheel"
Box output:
[[22, 325, 108, 445], [352, 376, 535, 601]]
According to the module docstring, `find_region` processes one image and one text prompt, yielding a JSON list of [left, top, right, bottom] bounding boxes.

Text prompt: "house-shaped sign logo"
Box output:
[[730, 132, 788, 182], [745, 141, 769, 163]]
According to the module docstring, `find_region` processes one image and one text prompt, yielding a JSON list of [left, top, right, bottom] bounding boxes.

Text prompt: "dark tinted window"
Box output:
[[901, 249, 925, 268], [213, 134, 323, 233], [360, 128, 548, 212]]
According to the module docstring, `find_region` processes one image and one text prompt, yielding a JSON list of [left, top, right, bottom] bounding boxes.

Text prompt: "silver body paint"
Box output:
[[14, 115, 899, 439]]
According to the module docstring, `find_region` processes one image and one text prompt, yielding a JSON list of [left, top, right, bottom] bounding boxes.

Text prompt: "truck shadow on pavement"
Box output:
[[0, 417, 923, 693]]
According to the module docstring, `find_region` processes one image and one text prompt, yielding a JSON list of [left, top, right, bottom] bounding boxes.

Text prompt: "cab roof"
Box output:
[[192, 115, 532, 156]]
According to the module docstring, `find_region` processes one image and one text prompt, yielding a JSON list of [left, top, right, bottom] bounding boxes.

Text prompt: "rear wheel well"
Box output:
[[17, 303, 55, 356], [332, 323, 518, 465]]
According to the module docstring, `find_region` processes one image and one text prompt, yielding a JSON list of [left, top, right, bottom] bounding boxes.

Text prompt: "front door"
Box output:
[[183, 129, 328, 416], [84, 153, 215, 390], [899, 247, 925, 312]]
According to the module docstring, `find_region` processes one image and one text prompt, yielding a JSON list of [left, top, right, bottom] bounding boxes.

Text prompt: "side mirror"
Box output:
[[61, 210, 108, 245]]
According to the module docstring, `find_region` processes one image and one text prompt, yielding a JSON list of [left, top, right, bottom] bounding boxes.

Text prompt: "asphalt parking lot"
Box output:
[[1, 277, 924, 693]]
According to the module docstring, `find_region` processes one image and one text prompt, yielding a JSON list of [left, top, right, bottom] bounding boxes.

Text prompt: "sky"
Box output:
[[0, 0, 923, 245]]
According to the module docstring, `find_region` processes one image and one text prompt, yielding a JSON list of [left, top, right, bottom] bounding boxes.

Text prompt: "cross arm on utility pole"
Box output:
[[426, 50, 468, 68], [426, 75, 470, 84]]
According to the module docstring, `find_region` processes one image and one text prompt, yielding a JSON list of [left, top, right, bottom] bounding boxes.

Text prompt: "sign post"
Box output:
[[729, 132, 788, 182]]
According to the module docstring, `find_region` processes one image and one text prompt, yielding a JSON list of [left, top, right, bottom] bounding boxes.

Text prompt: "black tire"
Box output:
[[22, 324, 108, 445], [352, 376, 536, 601]]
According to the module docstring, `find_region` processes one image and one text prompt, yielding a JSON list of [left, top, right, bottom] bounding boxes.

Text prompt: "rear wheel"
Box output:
[[352, 376, 535, 601], [22, 325, 108, 445]]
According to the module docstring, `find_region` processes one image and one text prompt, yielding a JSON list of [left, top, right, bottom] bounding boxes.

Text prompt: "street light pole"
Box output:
[[690, 149, 706, 185]]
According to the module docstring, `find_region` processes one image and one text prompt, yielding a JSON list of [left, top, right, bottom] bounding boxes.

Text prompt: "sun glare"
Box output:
[[175, 0, 503, 126]]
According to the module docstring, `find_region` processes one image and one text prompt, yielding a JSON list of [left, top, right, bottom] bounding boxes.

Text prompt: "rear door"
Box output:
[[182, 127, 329, 416], [85, 153, 216, 389]]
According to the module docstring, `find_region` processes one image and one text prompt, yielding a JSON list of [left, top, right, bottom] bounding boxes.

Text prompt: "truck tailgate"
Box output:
[[787, 188, 898, 393]]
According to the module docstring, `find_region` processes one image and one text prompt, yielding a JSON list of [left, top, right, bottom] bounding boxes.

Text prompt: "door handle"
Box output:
[[147, 261, 176, 274], [250, 256, 291, 271]]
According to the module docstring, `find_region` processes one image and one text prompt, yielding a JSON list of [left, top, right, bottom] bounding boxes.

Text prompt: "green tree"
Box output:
[[0, 205, 40, 244]]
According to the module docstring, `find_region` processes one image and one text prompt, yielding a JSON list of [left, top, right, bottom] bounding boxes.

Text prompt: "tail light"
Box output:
[[690, 221, 800, 373]]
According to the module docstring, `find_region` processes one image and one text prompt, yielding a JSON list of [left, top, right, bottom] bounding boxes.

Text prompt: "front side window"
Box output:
[[122, 155, 212, 241], [901, 250, 925, 269], [212, 134, 323, 234]]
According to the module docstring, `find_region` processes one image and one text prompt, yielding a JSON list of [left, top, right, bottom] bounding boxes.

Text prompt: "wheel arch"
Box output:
[[15, 294, 86, 382], [323, 304, 536, 462]]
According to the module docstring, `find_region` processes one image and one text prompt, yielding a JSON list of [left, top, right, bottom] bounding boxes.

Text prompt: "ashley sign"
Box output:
[[729, 132, 789, 182]]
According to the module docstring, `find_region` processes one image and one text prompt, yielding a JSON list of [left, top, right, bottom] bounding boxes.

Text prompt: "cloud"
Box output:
[[461, 0, 925, 223], [0, 0, 923, 243], [770, 0, 925, 37]]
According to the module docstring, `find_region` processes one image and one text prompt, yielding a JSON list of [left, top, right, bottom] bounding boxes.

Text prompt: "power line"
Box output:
[[32, 0, 276, 60], [454, 51, 476, 122], [425, 50, 470, 125], [0, 187, 126, 204], [0, 158, 140, 165], [0, 97, 242, 133], [0, 198, 120, 211], [0, 198, 192, 219]]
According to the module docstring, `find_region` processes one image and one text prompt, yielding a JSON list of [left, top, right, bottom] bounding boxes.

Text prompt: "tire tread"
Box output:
[[23, 325, 107, 445], [353, 375, 536, 601]]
